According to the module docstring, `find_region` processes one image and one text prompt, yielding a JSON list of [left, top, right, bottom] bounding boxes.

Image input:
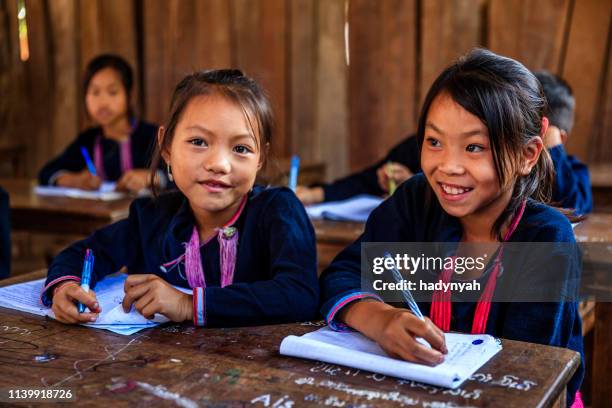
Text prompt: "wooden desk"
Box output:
[[0, 141, 26, 177], [589, 163, 612, 213], [574, 212, 612, 242], [0, 272, 580, 407], [312, 219, 363, 271], [0, 178, 132, 236]]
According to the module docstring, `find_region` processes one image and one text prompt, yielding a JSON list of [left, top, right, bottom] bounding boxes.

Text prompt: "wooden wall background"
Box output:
[[1, 0, 611, 181]]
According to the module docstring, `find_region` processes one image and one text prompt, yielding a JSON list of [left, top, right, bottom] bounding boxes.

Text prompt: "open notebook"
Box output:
[[0, 274, 190, 335], [34, 182, 125, 201], [306, 195, 383, 223], [280, 326, 502, 389]]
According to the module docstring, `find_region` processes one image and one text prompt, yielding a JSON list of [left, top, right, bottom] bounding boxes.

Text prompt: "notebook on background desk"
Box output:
[[306, 195, 383, 222], [34, 182, 125, 201]]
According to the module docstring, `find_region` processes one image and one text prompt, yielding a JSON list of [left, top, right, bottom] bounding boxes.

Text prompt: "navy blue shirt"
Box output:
[[322, 135, 421, 202], [549, 145, 592, 215], [320, 174, 583, 405], [38, 121, 159, 185], [43, 186, 319, 327], [0, 186, 9, 279]]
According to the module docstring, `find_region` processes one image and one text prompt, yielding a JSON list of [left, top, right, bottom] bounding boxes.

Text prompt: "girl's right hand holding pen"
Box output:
[[56, 170, 102, 190], [340, 300, 447, 366], [51, 281, 101, 324]]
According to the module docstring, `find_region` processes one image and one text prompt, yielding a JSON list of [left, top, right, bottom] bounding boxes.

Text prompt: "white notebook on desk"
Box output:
[[306, 195, 383, 222], [280, 326, 502, 389], [0, 274, 190, 335], [34, 182, 125, 201]]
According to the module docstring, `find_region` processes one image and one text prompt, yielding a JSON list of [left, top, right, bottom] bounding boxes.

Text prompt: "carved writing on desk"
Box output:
[[0, 310, 578, 407]]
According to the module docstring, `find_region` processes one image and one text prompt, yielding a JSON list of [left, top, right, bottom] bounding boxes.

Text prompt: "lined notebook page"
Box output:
[[280, 326, 502, 388]]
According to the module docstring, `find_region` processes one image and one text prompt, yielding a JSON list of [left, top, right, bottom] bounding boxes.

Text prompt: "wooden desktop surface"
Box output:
[[0, 272, 579, 408], [589, 163, 612, 213], [0, 178, 132, 236]]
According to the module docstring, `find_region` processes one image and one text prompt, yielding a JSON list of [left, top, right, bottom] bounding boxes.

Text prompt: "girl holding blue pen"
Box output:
[[320, 50, 583, 406], [43, 69, 318, 328], [38, 54, 161, 192]]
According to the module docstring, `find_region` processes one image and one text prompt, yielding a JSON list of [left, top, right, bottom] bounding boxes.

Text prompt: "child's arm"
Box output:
[[548, 145, 592, 214], [41, 199, 146, 308], [38, 132, 99, 186], [321, 135, 420, 202], [340, 298, 447, 365], [319, 234, 446, 365], [192, 189, 319, 326]]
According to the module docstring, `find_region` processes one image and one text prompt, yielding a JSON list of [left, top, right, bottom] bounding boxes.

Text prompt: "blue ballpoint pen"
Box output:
[[384, 252, 425, 320], [78, 249, 94, 313], [288, 155, 300, 192], [80, 147, 97, 176]]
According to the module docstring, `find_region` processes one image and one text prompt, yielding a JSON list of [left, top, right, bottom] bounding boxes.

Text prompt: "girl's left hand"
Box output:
[[116, 169, 150, 192], [122, 274, 193, 322]]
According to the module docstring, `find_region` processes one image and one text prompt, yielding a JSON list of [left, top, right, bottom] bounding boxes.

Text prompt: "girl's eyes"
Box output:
[[187, 139, 253, 154], [466, 144, 485, 153], [189, 138, 207, 147], [425, 137, 441, 147], [234, 145, 253, 154]]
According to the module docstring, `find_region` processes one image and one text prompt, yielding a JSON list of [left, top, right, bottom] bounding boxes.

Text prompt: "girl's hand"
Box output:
[[376, 162, 413, 192], [122, 274, 193, 322], [116, 169, 150, 192], [51, 281, 101, 324], [56, 170, 102, 190], [341, 300, 447, 366], [295, 186, 324, 205]]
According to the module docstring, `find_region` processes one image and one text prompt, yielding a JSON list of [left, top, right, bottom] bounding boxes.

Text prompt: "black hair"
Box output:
[[534, 70, 575, 134], [83, 54, 134, 116], [418, 48, 555, 239], [150, 69, 274, 194]]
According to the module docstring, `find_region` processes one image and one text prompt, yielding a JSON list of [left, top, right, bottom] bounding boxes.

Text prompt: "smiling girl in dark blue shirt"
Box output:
[[43, 69, 318, 328], [320, 49, 583, 407]]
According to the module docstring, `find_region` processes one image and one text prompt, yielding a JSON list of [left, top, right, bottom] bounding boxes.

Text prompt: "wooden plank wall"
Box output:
[[1, 0, 611, 181]]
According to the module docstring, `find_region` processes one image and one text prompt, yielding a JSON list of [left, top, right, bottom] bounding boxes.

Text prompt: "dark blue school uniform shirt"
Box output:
[[320, 174, 583, 405], [38, 120, 159, 185], [549, 144, 592, 215], [43, 186, 319, 327]]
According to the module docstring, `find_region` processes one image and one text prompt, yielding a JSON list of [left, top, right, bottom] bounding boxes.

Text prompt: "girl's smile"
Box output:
[[437, 181, 474, 202]]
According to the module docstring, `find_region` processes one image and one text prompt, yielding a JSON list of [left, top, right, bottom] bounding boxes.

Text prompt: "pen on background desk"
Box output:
[[289, 155, 300, 192], [80, 147, 97, 176], [384, 251, 424, 320], [386, 162, 397, 195], [78, 249, 94, 313]]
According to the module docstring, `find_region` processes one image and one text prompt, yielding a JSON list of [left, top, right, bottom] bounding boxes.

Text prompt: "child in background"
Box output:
[[296, 136, 420, 204], [42, 69, 318, 327], [320, 49, 583, 406], [534, 70, 592, 215], [38, 54, 162, 192]]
